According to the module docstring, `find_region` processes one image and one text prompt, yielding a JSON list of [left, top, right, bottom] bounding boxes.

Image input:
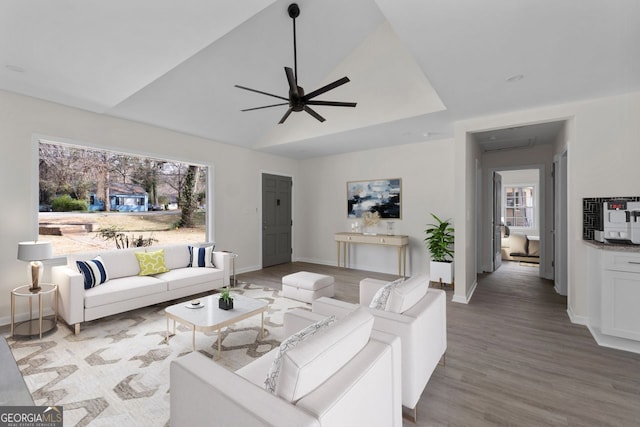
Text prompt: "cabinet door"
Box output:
[[602, 270, 640, 340]]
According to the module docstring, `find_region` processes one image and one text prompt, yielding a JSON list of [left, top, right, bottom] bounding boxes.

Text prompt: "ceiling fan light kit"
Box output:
[[235, 3, 357, 124]]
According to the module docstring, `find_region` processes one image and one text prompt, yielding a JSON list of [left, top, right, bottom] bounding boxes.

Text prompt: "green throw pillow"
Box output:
[[135, 249, 169, 276]]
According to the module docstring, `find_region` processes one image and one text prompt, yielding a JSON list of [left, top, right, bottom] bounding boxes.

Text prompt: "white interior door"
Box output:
[[493, 172, 503, 271]]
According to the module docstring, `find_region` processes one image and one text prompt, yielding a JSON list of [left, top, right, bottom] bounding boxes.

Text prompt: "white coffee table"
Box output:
[[165, 292, 268, 357]]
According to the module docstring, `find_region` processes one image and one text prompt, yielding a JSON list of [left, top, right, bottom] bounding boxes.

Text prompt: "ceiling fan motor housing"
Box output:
[[288, 3, 300, 19], [290, 86, 305, 111]]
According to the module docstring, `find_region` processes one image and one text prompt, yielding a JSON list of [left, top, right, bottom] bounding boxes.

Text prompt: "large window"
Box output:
[[504, 186, 535, 228], [38, 140, 208, 255]]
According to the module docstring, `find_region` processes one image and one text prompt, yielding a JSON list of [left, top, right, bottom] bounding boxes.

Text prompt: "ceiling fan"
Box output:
[[235, 3, 357, 124]]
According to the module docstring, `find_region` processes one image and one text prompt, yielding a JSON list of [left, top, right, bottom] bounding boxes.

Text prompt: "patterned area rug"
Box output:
[[6, 284, 309, 426]]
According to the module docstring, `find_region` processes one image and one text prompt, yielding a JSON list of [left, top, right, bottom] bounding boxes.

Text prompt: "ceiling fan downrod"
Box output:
[[288, 3, 300, 83]]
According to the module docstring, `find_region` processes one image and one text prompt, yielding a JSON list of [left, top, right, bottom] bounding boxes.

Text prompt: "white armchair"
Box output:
[[170, 307, 402, 427], [312, 275, 446, 420]]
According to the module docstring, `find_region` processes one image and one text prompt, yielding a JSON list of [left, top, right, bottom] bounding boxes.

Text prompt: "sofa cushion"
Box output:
[[158, 245, 191, 270], [385, 274, 429, 314], [135, 249, 170, 276], [76, 256, 109, 289], [188, 245, 215, 268], [264, 315, 336, 394], [97, 248, 146, 279], [276, 307, 374, 402], [369, 278, 403, 310], [84, 275, 167, 308], [509, 232, 529, 255], [154, 267, 224, 291]]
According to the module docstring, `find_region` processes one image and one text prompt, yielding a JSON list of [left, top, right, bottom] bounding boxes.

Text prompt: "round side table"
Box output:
[[11, 283, 58, 339]]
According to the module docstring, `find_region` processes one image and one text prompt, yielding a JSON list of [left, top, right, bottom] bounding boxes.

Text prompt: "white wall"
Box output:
[[454, 90, 640, 321], [295, 139, 455, 276], [453, 130, 481, 303], [0, 89, 298, 323]]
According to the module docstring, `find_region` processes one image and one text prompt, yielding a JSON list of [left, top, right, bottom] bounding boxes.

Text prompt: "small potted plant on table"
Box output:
[[218, 287, 234, 310], [424, 213, 455, 288]]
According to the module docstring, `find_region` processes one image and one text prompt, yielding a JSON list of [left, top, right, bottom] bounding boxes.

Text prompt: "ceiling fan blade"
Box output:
[[303, 105, 326, 123], [285, 67, 298, 97], [241, 102, 289, 112], [235, 85, 289, 101], [306, 100, 357, 108], [278, 107, 294, 124], [303, 77, 350, 101]]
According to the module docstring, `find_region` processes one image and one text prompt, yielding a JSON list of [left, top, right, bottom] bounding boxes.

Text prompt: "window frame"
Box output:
[[33, 134, 215, 255], [502, 183, 537, 230]]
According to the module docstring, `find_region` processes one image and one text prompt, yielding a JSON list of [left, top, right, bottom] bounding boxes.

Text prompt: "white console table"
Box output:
[[335, 232, 409, 277]]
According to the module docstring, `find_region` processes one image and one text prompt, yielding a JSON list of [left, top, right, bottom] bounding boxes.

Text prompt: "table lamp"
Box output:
[[17, 241, 52, 293]]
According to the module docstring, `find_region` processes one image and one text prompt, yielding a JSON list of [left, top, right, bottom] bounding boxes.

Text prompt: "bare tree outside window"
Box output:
[[38, 141, 207, 255]]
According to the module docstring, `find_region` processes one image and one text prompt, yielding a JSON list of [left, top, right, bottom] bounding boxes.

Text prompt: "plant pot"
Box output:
[[430, 260, 454, 285], [218, 298, 234, 310]]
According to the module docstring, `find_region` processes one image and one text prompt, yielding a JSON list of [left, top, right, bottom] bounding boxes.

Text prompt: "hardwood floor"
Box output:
[[238, 261, 640, 427]]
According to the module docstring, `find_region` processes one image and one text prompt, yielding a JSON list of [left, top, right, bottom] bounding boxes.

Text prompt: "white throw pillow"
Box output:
[[385, 274, 429, 313], [369, 278, 404, 310], [264, 315, 336, 394], [275, 307, 374, 402]]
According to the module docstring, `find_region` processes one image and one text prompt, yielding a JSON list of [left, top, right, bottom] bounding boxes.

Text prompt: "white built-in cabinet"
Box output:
[[601, 251, 640, 340], [586, 243, 640, 353]]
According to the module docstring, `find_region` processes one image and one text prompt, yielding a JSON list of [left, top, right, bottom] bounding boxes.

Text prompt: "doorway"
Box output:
[[262, 173, 292, 267], [473, 120, 567, 286], [493, 168, 542, 276]]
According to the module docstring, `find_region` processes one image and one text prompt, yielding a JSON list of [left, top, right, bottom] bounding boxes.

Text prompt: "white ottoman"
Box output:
[[282, 272, 335, 303]]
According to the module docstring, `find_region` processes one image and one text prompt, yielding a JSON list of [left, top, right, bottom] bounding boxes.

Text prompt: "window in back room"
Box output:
[[38, 140, 208, 256], [504, 185, 535, 229]]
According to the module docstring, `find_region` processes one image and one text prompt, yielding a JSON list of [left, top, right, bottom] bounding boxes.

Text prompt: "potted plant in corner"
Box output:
[[218, 287, 234, 310], [424, 213, 455, 288]]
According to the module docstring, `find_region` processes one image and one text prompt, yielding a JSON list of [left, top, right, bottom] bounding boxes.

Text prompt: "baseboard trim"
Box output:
[[236, 265, 262, 275], [587, 325, 640, 355], [451, 278, 477, 304], [294, 257, 336, 267], [566, 306, 588, 325], [0, 308, 56, 328]]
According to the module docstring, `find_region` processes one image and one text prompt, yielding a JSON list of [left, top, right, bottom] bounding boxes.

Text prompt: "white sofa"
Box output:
[[312, 274, 446, 419], [51, 243, 231, 333], [170, 307, 402, 427]]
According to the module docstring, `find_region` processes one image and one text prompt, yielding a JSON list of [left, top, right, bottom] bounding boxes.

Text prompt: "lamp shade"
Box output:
[[17, 241, 52, 261]]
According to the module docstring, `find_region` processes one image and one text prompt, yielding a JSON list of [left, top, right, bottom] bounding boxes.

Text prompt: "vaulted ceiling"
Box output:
[[1, 0, 639, 158]]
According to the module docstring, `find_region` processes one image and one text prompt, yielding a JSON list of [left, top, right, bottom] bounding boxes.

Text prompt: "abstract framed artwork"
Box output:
[[347, 178, 401, 219]]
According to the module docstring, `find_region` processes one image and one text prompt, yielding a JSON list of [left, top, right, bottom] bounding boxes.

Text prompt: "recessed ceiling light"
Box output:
[[506, 74, 524, 83], [6, 64, 25, 73]]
